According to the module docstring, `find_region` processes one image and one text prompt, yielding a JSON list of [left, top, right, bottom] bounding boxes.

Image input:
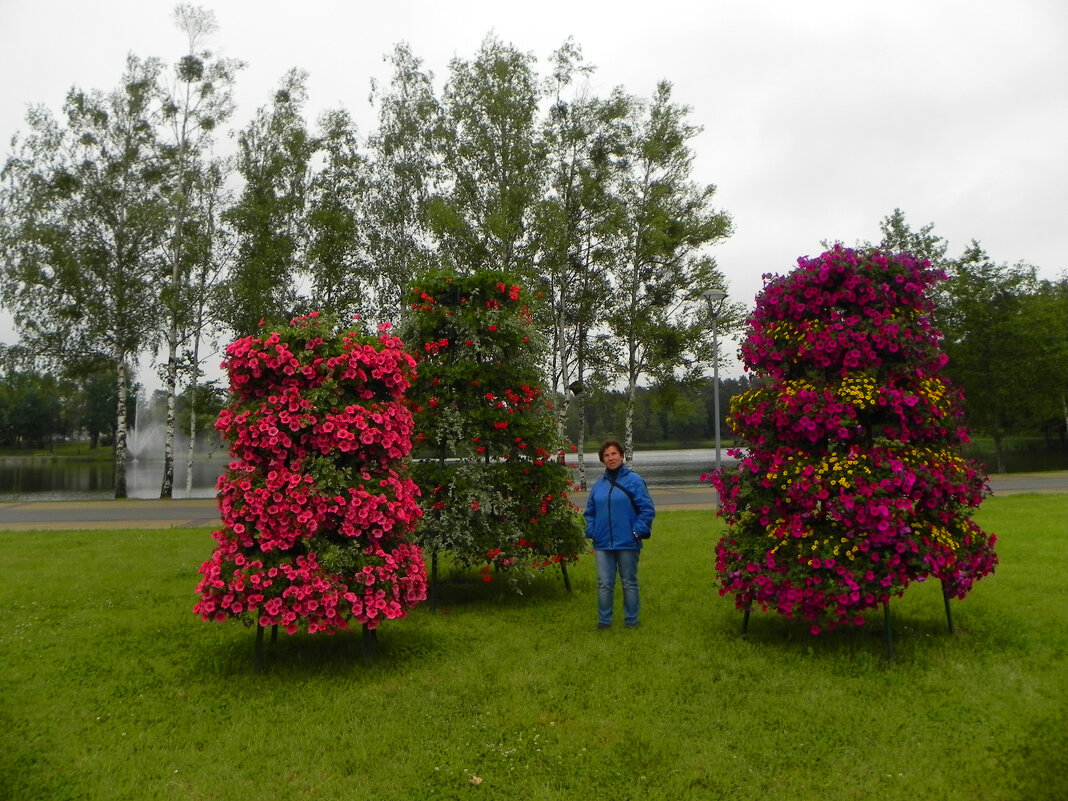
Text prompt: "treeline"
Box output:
[[564, 376, 753, 448], [0, 7, 738, 497], [0, 349, 226, 451], [1, 7, 1064, 490], [0, 352, 748, 455]]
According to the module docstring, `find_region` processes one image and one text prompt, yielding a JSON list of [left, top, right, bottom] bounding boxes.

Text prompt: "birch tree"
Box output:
[[306, 108, 374, 322], [216, 69, 315, 337], [538, 40, 629, 484], [433, 35, 545, 278], [0, 57, 168, 497], [156, 3, 241, 497], [364, 43, 443, 322], [606, 81, 733, 459]]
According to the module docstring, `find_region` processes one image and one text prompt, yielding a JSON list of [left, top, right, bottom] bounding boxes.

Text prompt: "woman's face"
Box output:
[[601, 446, 623, 470]]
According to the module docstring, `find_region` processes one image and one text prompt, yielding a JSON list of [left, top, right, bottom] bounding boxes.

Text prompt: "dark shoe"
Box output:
[[597, 622, 611, 630], [625, 622, 639, 629]]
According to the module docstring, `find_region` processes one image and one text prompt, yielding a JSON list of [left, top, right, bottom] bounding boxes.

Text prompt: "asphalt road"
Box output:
[[0, 472, 1065, 531]]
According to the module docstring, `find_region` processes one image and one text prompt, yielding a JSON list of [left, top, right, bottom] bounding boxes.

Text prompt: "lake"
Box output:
[[0, 449, 733, 502], [1, 445, 1062, 502]]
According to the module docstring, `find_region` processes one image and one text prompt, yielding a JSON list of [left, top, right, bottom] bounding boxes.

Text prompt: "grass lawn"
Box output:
[[0, 441, 115, 461], [2, 494, 1065, 800]]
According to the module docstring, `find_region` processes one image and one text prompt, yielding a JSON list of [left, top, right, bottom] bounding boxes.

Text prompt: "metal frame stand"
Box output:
[[430, 551, 439, 612], [253, 622, 278, 673], [883, 600, 895, 662], [362, 623, 377, 663], [739, 589, 957, 661], [942, 580, 956, 634]]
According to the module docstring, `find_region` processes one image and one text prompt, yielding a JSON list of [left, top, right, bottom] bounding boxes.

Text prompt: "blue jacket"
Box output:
[[584, 464, 656, 550]]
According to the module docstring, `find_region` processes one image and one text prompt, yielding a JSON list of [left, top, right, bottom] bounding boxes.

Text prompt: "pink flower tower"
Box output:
[[194, 314, 427, 644]]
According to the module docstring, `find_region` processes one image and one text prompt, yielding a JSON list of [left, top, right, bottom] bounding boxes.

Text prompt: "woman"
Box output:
[[584, 440, 655, 629]]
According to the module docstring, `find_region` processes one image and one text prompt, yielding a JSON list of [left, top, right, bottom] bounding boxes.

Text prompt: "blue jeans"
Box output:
[[595, 549, 640, 626]]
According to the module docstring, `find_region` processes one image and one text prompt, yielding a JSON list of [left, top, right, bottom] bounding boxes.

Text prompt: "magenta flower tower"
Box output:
[[708, 246, 997, 641], [194, 313, 427, 663]]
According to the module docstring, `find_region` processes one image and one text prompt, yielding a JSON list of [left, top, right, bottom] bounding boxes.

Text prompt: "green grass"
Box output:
[[0, 441, 114, 461], [2, 495, 1066, 801]]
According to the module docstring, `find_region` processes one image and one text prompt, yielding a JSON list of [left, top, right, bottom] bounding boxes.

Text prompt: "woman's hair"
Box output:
[[598, 440, 625, 463]]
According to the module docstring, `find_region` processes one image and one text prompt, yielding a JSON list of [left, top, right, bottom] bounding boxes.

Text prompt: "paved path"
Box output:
[[0, 473, 1064, 531]]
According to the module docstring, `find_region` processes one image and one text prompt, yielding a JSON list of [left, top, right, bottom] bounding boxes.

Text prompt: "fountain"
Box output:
[[126, 392, 165, 462], [126, 423, 165, 462]]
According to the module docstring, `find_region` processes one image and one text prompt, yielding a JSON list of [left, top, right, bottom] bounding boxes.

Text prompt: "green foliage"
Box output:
[[436, 35, 545, 278], [1, 496, 1065, 800], [0, 369, 67, 447], [878, 207, 949, 265], [0, 59, 166, 365], [0, 55, 171, 495], [216, 69, 315, 337], [363, 43, 442, 321], [69, 366, 118, 448], [175, 379, 226, 439], [939, 245, 1067, 470], [305, 109, 379, 322]]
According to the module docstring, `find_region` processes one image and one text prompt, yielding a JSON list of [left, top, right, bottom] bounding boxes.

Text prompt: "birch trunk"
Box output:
[[185, 316, 205, 497], [160, 338, 178, 498], [624, 375, 637, 464], [576, 391, 588, 490], [113, 358, 130, 499]]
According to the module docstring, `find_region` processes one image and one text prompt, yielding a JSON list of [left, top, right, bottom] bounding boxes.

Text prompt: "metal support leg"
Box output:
[[942, 581, 956, 634], [560, 562, 572, 593], [883, 600, 895, 662], [362, 623, 377, 664], [430, 551, 439, 612], [741, 599, 752, 638], [254, 622, 265, 673]]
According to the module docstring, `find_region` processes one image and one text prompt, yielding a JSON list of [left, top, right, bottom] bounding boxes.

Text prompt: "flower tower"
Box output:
[[194, 313, 427, 658], [401, 269, 585, 590], [708, 246, 997, 637]]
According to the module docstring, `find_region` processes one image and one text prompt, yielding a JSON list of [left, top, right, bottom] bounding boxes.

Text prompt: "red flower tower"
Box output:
[[708, 247, 997, 639], [401, 269, 585, 590], [194, 314, 427, 661]]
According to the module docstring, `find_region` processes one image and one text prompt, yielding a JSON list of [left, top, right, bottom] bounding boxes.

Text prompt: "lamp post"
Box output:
[[701, 289, 728, 472]]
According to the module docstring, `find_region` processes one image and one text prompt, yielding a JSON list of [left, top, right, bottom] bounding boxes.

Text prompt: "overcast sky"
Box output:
[[1, 0, 1065, 380]]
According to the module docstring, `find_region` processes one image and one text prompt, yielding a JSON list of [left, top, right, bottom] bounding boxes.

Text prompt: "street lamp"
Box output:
[[701, 289, 728, 472]]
